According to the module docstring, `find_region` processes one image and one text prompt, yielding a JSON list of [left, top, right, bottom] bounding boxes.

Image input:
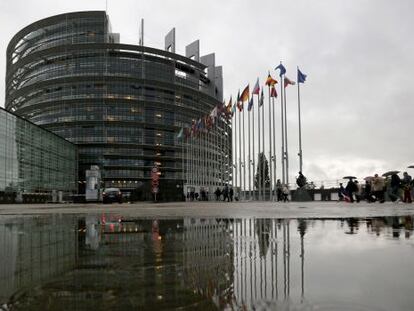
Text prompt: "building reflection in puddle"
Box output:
[[0, 215, 414, 310]]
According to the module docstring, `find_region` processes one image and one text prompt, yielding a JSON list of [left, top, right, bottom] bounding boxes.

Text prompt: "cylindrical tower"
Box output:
[[6, 11, 231, 200]]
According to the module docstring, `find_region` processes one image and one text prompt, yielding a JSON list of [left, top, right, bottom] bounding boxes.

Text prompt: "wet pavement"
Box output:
[[0, 201, 414, 218], [1, 202, 414, 310]]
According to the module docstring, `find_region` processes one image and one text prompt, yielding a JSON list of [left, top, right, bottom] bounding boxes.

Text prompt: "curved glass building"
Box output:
[[5, 11, 231, 200]]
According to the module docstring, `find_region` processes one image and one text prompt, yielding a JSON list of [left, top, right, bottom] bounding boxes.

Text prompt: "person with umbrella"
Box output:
[[363, 177, 374, 202], [296, 171, 307, 188], [389, 173, 402, 202], [372, 174, 385, 203], [402, 172, 412, 203], [345, 179, 358, 203], [338, 183, 346, 201]]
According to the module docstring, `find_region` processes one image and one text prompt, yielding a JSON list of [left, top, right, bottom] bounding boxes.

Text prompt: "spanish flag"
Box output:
[[240, 84, 249, 102], [265, 73, 278, 86]]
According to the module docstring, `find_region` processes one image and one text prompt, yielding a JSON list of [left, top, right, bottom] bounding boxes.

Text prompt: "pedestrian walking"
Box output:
[[223, 184, 229, 202], [282, 184, 289, 202], [276, 179, 282, 202], [214, 187, 221, 201], [229, 187, 234, 202], [338, 183, 345, 201], [354, 180, 363, 203], [402, 172, 412, 203], [389, 173, 401, 202], [345, 180, 358, 203], [372, 174, 385, 203]]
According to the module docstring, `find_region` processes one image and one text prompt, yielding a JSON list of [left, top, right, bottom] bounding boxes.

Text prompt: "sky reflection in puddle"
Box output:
[[0, 215, 413, 310]]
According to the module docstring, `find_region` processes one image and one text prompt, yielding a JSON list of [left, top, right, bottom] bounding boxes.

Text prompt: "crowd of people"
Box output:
[[338, 172, 413, 203], [214, 185, 235, 202], [186, 185, 235, 202], [185, 171, 414, 204]]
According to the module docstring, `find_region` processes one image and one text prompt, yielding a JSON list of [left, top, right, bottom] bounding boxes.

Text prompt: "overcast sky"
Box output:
[[1, 0, 413, 186]]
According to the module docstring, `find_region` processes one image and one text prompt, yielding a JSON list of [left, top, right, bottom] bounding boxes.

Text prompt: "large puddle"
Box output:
[[1, 215, 413, 310]]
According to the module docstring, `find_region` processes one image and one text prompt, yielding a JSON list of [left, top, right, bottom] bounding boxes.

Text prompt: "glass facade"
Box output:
[[6, 11, 231, 198], [0, 108, 77, 195]]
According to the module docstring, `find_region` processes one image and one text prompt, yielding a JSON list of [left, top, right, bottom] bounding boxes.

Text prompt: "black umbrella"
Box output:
[[343, 176, 357, 180], [382, 170, 400, 177]]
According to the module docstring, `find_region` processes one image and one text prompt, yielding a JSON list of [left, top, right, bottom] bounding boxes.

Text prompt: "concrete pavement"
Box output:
[[0, 201, 413, 219]]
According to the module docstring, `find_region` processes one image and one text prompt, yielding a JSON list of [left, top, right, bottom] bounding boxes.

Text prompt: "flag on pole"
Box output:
[[284, 77, 296, 88], [265, 73, 278, 86], [248, 97, 254, 111], [252, 78, 260, 95], [210, 106, 218, 119], [236, 90, 243, 111], [177, 127, 183, 139], [270, 86, 278, 98], [217, 101, 225, 115], [275, 63, 286, 77], [227, 96, 232, 109], [297, 69, 307, 83], [259, 89, 264, 106], [226, 96, 233, 115], [232, 100, 237, 114], [237, 101, 243, 111], [240, 84, 249, 102]]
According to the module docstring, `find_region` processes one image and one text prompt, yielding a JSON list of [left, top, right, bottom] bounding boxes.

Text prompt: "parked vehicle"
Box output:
[[102, 188, 122, 203]]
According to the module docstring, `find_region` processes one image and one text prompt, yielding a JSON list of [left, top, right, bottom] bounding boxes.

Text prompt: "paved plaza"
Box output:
[[0, 201, 413, 219]]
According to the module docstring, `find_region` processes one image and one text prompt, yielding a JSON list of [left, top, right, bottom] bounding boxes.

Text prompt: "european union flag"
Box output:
[[297, 69, 307, 84], [275, 63, 286, 77]]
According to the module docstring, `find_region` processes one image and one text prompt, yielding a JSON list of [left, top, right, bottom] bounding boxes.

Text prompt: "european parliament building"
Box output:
[[5, 11, 231, 200]]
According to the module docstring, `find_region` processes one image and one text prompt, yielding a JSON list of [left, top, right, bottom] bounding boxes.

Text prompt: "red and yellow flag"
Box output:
[[226, 96, 232, 113], [240, 85, 249, 102], [265, 74, 278, 86]]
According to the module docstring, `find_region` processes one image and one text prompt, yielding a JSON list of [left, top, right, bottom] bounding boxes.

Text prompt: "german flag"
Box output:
[[240, 84, 249, 102]]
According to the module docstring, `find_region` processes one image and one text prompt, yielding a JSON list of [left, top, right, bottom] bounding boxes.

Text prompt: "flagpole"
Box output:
[[189, 131, 191, 190], [231, 116, 234, 191], [268, 85, 273, 202], [223, 116, 226, 187], [248, 93, 252, 201], [199, 130, 202, 190], [283, 78, 290, 187], [258, 92, 262, 201], [208, 128, 210, 190], [220, 116, 224, 188], [252, 93, 255, 200], [262, 88, 265, 200], [247, 94, 254, 201], [191, 132, 193, 191], [272, 95, 277, 201], [243, 102, 246, 201], [297, 67, 303, 173], [201, 130, 204, 189], [238, 105, 242, 201], [234, 108, 237, 192], [181, 132, 184, 188], [280, 71, 285, 185]]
